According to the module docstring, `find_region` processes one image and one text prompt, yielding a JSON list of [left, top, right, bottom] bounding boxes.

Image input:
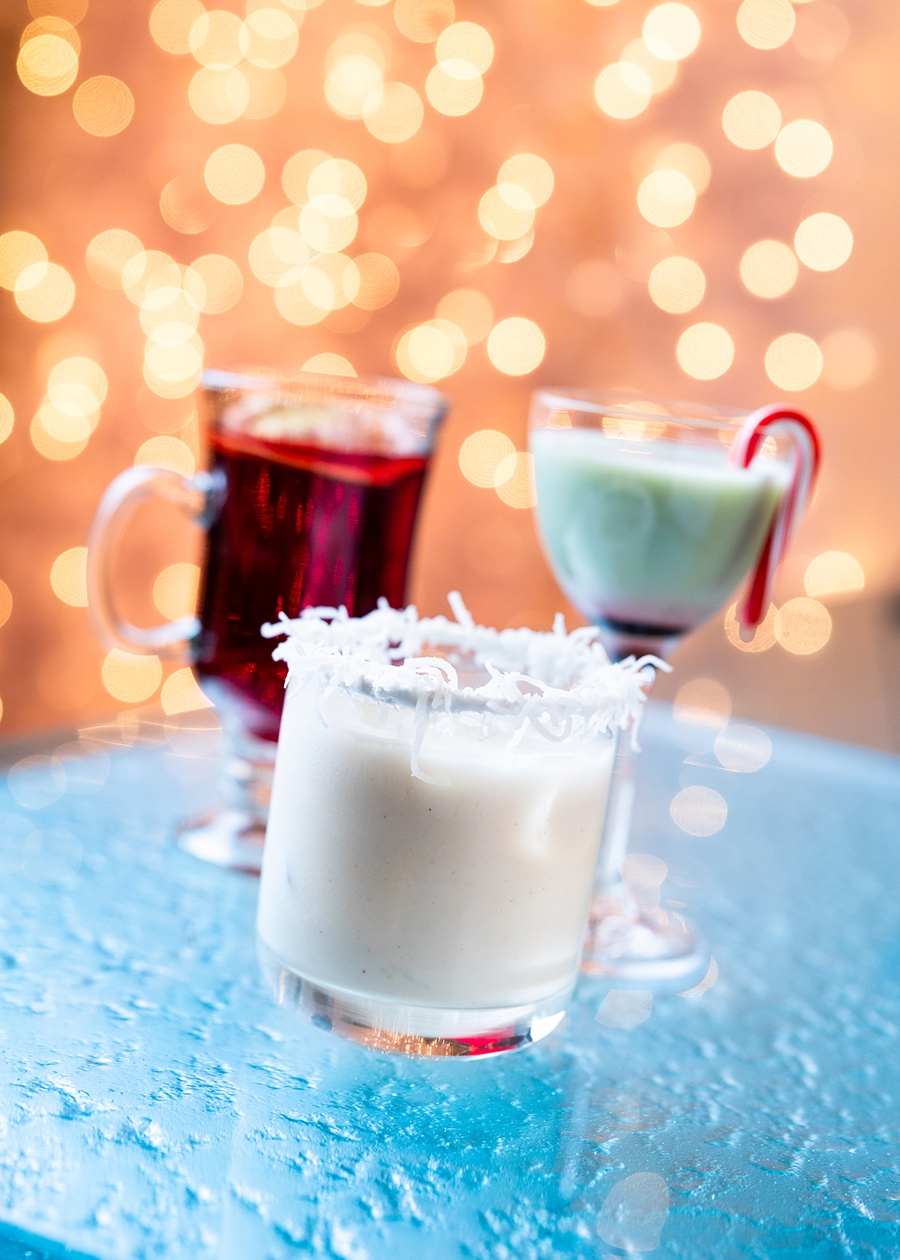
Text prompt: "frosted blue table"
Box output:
[[1, 703, 899, 1259]]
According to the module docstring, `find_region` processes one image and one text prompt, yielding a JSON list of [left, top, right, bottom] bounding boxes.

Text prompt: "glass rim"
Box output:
[[531, 387, 751, 430], [201, 366, 450, 417]]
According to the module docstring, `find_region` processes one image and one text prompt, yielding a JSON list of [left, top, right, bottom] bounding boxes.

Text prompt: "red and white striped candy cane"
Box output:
[[727, 405, 822, 633]]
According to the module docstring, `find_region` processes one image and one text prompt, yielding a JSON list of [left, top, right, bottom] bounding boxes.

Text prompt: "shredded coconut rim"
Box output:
[[262, 593, 664, 744]]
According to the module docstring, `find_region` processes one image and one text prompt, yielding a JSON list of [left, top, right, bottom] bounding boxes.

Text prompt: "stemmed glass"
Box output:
[[529, 389, 820, 981]]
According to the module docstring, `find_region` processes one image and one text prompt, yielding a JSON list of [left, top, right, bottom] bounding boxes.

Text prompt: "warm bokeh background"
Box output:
[[1, 0, 898, 751]]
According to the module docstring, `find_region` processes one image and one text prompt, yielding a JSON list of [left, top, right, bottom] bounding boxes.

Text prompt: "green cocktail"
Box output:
[[531, 427, 789, 647]]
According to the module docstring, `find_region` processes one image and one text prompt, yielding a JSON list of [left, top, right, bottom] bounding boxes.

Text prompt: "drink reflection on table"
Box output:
[[88, 368, 448, 873]]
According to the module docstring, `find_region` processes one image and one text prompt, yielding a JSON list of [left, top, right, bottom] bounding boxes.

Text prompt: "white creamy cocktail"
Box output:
[[256, 596, 656, 1057]]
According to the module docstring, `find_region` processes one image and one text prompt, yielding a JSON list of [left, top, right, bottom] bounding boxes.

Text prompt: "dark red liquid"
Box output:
[[193, 428, 430, 741]]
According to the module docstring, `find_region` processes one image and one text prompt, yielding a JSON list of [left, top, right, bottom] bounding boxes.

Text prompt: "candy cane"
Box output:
[[727, 405, 822, 633]]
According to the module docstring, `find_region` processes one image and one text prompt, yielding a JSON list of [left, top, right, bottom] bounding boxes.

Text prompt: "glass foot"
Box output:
[[177, 808, 266, 875], [258, 941, 569, 1058], [580, 894, 709, 984]]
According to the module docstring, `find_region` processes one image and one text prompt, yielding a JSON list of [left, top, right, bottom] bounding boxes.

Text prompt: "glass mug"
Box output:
[[87, 368, 449, 872]]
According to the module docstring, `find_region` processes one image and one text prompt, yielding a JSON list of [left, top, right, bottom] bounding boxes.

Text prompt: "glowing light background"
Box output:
[[1, 0, 898, 749]]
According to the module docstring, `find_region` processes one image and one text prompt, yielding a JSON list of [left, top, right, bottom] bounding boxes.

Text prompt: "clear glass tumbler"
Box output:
[[256, 598, 657, 1057]]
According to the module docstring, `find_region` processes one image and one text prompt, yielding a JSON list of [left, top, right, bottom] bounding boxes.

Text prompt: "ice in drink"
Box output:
[[256, 598, 656, 1055], [531, 427, 789, 638]]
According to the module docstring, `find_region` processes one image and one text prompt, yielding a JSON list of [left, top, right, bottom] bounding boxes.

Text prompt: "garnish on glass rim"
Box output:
[[728, 405, 822, 634]]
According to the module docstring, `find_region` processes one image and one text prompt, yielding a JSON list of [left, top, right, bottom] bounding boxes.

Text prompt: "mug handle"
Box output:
[[86, 464, 222, 657]]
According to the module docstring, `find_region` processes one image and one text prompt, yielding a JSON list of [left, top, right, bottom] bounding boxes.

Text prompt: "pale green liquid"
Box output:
[[531, 428, 788, 633]]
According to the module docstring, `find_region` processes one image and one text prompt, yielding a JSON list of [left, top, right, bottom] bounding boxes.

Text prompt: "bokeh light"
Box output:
[[821, 328, 878, 390], [494, 452, 537, 510], [764, 333, 823, 390], [737, 0, 795, 49], [722, 90, 781, 149], [458, 429, 516, 487], [804, 551, 865, 599], [101, 650, 163, 703], [648, 256, 705, 313], [0, 395, 13, 445], [395, 320, 465, 383], [72, 76, 134, 135], [498, 154, 554, 207], [153, 562, 200, 620], [724, 601, 777, 652], [15, 263, 76, 323], [394, 0, 455, 42], [364, 82, 425, 141], [676, 322, 734, 379], [50, 548, 88, 607], [0, 232, 48, 290], [478, 185, 536, 241], [85, 229, 144, 289], [594, 62, 652, 119], [715, 724, 772, 772], [774, 597, 832, 654], [189, 66, 250, 124], [673, 677, 732, 726], [642, 3, 701, 61], [353, 253, 400, 310], [436, 288, 493, 343], [204, 145, 266, 204], [161, 668, 214, 715], [243, 8, 299, 67], [740, 239, 798, 298], [637, 169, 695, 227], [620, 40, 678, 94], [0, 580, 12, 629], [794, 212, 853, 271], [486, 318, 546, 375], [134, 436, 196, 476], [670, 785, 728, 835], [426, 62, 484, 116], [774, 120, 833, 177], [654, 142, 711, 194], [149, 0, 206, 55], [301, 353, 356, 375], [17, 32, 79, 95], [436, 22, 493, 72]]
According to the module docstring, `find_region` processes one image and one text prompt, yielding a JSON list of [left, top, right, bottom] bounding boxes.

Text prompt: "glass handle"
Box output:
[[86, 464, 221, 657]]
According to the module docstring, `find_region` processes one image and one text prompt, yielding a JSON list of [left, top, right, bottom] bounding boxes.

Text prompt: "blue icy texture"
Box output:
[[0, 705, 899, 1260]]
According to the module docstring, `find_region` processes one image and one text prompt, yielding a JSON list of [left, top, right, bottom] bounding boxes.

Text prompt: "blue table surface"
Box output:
[[1, 702, 899, 1260]]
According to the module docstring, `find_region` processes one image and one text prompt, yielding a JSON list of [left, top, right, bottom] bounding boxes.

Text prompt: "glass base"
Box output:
[[580, 893, 709, 984], [258, 941, 570, 1058], [178, 808, 266, 876]]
